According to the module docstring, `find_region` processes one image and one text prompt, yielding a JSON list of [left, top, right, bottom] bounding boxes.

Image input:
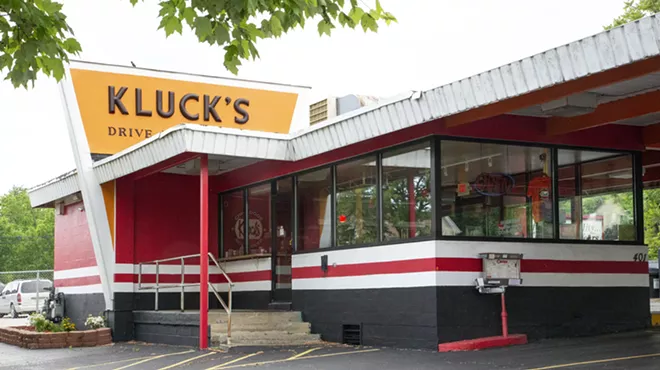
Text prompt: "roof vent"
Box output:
[[540, 93, 598, 117]]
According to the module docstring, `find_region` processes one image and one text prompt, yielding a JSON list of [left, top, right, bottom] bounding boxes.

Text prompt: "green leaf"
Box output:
[[51, 60, 65, 81], [317, 20, 332, 37], [348, 7, 364, 24], [182, 8, 196, 27], [0, 54, 12, 70], [62, 38, 82, 54], [270, 15, 283, 37], [194, 17, 213, 41], [360, 13, 377, 32], [214, 24, 230, 45]]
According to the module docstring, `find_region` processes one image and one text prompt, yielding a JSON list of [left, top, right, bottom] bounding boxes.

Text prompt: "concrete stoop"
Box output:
[[210, 311, 322, 347]]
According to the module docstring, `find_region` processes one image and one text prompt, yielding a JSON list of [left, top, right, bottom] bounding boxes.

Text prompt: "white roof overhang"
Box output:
[[29, 14, 660, 207]]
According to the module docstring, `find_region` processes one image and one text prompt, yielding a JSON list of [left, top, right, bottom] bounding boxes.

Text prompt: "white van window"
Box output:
[[20, 281, 52, 293]]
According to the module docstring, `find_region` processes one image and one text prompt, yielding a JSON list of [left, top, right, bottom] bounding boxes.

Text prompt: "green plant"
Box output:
[[61, 317, 76, 332], [85, 314, 105, 330]]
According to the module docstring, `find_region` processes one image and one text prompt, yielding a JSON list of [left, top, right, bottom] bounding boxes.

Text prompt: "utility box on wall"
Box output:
[[475, 253, 523, 294]]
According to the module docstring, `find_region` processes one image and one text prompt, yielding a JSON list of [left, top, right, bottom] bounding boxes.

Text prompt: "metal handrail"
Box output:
[[137, 253, 234, 345]]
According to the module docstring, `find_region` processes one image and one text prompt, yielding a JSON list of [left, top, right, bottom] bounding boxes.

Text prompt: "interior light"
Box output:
[[443, 167, 448, 177], [488, 157, 493, 168], [465, 163, 469, 172]]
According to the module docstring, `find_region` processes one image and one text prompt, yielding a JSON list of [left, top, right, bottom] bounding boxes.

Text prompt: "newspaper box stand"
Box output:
[[475, 253, 523, 338]]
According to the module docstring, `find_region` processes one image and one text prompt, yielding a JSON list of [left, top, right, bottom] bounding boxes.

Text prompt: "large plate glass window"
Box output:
[[297, 168, 333, 250], [441, 140, 554, 238], [381, 142, 432, 241], [247, 183, 272, 255], [335, 156, 379, 246], [558, 150, 635, 241], [222, 190, 245, 258]]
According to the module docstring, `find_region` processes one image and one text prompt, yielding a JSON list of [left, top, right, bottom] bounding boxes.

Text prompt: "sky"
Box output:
[[0, 0, 629, 194]]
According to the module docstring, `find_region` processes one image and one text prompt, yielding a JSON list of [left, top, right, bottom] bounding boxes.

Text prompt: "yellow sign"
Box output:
[[70, 69, 300, 155]]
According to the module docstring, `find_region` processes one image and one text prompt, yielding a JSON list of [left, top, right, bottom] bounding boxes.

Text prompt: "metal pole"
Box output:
[[36, 270, 40, 314], [155, 262, 159, 311], [180, 258, 185, 312], [200, 154, 210, 349], [227, 285, 232, 346], [501, 291, 509, 338]]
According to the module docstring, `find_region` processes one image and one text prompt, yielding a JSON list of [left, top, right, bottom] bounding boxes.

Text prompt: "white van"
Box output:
[[0, 280, 53, 318]]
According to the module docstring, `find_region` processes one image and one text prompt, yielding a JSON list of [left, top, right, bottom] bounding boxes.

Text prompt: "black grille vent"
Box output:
[[342, 324, 362, 345]]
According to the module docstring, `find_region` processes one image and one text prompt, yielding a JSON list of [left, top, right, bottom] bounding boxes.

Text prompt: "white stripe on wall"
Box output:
[[292, 271, 437, 290], [293, 240, 436, 268], [114, 258, 272, 275], [54, 266, 99, 280], [56, 284, 104, 294], [113, 280, 271, 293]]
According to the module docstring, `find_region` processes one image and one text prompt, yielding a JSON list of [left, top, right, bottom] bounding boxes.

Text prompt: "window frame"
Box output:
[[217, 135, 644, 259]]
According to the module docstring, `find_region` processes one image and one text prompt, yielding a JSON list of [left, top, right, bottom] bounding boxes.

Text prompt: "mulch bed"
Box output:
[[0, 326, 112, 349]]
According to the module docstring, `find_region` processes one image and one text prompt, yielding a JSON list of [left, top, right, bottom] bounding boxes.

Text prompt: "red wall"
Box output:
[[211, 115, 645, 193], [54, 202, 96, 271], [116, 173, 218, 264]]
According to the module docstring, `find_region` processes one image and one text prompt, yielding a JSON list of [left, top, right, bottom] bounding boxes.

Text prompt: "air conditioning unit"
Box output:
[[309, 97, 337, 125]]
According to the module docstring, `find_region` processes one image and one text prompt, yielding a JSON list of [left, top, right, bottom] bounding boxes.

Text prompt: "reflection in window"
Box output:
[[441, 141, 554, 238], [247, 184, 272, 255], [336, 157, 379, 246], [558, 151, 635, 241], [297, 168, 332, 250], [222, 190, 245, 257], [382, 143, 432, 241]]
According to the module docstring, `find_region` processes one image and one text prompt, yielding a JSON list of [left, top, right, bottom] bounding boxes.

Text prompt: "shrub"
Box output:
[[61, 317, 76, 332], [85, 314, 105, 330]]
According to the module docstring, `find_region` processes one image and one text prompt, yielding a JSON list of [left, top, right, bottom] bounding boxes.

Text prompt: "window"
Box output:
[[336, 157, 379, 246], [274, 178, 294, 254], [20, 280, 52, 293], [247, 184, 272, 255], [222, 190, 245, 257], [558, 151, 635, 241], [297, 168, 332, 250], [441, 141, 554, 239], [382, 142, 432, 241]]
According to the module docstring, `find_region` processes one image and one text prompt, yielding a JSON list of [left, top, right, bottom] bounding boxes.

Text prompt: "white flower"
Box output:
[[84, 315, 105, 329]]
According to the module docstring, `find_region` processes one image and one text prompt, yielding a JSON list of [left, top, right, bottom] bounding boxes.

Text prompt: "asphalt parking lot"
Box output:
[[0, 328, 659, 370]]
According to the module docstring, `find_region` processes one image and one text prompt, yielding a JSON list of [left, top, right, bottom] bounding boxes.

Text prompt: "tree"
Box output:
[[606, 0, 660, 29], [1, 0, 396, 88], [0, 187, 54, 272]]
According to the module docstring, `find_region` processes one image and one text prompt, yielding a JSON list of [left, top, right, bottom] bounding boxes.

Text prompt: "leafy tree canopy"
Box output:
[[0, 0, 395, 88], [0, 187, 54, 272], [606, 0, 660, 29]]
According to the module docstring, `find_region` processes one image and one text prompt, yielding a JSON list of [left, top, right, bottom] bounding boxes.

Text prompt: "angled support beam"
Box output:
[[125, 152, 200, 181], [547, 89, 660, 136]]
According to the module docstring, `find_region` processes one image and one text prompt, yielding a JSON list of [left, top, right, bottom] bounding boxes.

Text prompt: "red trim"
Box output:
[[113, 270, 271, 284], [54, 276, 102, 287], [438, 334, 528, 352], [292, 257, 647, 279]]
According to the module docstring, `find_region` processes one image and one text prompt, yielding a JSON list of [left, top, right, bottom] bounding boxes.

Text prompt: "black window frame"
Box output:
[[217, 135, 644, 259]]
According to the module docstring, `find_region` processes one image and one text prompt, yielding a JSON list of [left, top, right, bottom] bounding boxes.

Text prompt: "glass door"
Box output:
[[271, 178, 294, 302]]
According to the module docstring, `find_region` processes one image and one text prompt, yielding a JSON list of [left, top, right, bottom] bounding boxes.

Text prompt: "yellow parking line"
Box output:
[[527, 352, 660, 370], [113, 349, 195, 370], [67, 356, 154, 370], [218, 348, 380, 369], [206, 351, 263, 369], [287, 347, 320, 360], [159, 351, 214, 369]]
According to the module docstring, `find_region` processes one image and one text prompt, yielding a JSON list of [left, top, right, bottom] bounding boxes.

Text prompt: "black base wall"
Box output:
[[293, 288, 439, 350], [114, 291, 271, 312], [133, 311, 209, 347], [62, 293, 106, 330], [437, 286, 651, 343], [293, 286, 650, 350]]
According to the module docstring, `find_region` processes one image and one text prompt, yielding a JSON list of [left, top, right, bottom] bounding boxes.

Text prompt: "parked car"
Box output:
[[0, 283, 4, 292], [0, 279, 53, 318]]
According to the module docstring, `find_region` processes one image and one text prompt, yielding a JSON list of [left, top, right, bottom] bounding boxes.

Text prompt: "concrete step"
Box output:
[[209, 311, 302, 325], [211, 321, 311, 333], [212, 331, 322, 346]]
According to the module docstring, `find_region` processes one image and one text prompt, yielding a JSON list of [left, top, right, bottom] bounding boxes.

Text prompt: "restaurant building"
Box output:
[[28, 16, 660, 350]]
